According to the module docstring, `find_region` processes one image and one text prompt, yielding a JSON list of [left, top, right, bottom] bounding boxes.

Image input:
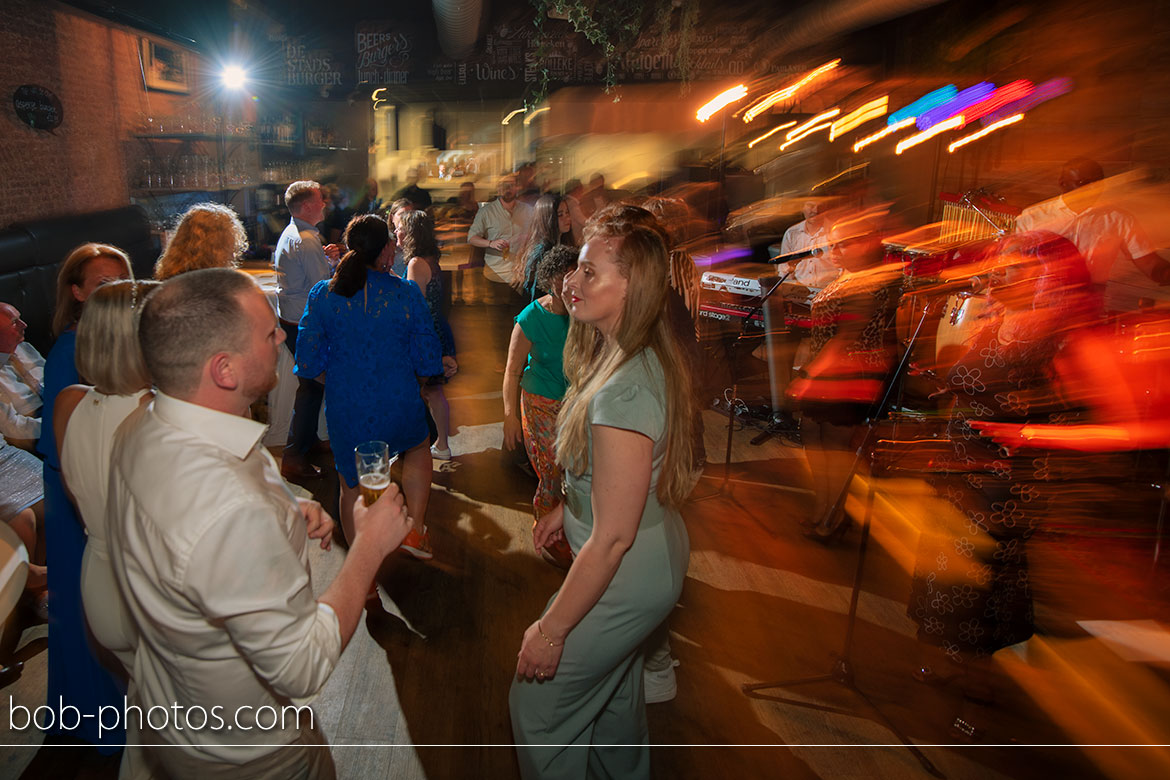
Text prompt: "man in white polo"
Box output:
[[110, 268, 409, 777], [468, 173, 533, 305]]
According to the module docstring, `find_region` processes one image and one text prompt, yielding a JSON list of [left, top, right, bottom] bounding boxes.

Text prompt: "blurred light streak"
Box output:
[[779, 122, 832, 151], [960, 80, 1033, 125], [742, 59, 841, 123], [896, 115, 964, 154], [697, 84, 748, 122], [748, 120, 797, 148], [501, 108, 526, 125], [947, 113, 1024, 153], [917, 82, 995, 130], [829, 96, 889, 141], [786, 109, 841, 140], [888, 85, 957, 125], [523, 107, 549, 125], [983, 77, 1073, 124], [853, 117, 915, 153], [812, 162, 869, 192]]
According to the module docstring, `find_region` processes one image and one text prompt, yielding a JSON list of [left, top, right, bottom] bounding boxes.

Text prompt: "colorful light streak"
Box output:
[[748, 120, 797, 148], [947, 113, 1025, 153], [983, 78, 1072, 125], [779, 122, 832, 151], [888, 85, 957, 126], [959, 80, 1033, 126], [896, 114, 964, 154], [853, 117, 915, 153], [742, 59, 841, 123], [917, 82, 995, 130], [697, 85, 748, 122], [829, 96, 889, 141]]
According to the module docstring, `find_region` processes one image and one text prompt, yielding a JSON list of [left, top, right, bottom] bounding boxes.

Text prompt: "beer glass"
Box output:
[[355, 441, 391, 507]]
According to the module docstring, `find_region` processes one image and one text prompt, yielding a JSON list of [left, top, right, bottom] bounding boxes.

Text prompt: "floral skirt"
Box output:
[[907, 472, 1037, 664], [520, 389, 562, 521]]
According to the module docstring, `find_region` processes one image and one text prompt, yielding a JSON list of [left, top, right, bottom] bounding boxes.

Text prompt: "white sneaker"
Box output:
[[643, 659, 680, 704], [430, 444, 452, 460]]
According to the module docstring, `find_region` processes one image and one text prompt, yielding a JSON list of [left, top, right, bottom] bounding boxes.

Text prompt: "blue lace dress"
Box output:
[[37, 329, 126, 749], [294, 272, 441, 487]]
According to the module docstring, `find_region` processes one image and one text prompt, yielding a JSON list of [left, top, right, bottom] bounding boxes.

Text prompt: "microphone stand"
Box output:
[[742, 300, 946, 779]]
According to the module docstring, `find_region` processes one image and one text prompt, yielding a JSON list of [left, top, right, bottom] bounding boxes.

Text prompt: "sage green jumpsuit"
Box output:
[[509, 350, 690, 779]]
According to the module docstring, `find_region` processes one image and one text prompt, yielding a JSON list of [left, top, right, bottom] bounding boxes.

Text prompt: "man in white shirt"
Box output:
[[777, 200, 838, 289], [0, 302, 44, 445], [110, 268, 410, 778], [1017, 158, 1170, 311], [468, 174, 533, 303], [274, 181, 341, 482]]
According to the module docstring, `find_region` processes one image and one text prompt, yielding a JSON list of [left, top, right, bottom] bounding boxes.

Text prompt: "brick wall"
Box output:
[[0, 0, 201, 228]]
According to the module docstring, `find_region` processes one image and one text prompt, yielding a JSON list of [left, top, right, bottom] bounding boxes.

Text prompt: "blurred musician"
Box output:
[[787, 216, 901, 539], [777, 198, 840, 288], [905, 232, 1104, 741], [1016, 157, 1170, 312]]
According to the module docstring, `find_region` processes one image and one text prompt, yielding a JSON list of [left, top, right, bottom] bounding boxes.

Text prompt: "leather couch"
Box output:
[[0, 206, 158, 355]]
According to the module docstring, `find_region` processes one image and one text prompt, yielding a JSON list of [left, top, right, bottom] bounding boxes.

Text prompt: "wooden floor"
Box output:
[[3, 294, 1170, 778]]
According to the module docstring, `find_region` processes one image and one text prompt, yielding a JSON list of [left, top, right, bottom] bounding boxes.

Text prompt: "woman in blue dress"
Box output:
[[38, 242, 130, 751], [509, 220, 694, 778], [295, 214, 441, 559]]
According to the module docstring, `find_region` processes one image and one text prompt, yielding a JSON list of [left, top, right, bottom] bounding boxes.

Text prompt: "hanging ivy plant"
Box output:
[[527, 0, 699, 105]]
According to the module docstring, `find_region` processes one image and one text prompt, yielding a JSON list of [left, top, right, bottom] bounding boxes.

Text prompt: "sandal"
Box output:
[[949, 715, 984, 743]]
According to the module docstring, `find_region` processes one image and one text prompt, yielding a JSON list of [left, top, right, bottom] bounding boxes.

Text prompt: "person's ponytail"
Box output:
[[329, 214, 389, 298]]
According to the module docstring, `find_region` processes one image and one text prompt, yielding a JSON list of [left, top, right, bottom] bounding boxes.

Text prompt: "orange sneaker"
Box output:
[[400, 527, 433, 560]]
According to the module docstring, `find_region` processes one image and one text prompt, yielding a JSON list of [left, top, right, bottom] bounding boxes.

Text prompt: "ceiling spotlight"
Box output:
[[221, 65, 247, 91]]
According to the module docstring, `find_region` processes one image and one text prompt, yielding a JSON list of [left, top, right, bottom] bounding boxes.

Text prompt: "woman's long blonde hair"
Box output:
[[555, 221, 695, 509]]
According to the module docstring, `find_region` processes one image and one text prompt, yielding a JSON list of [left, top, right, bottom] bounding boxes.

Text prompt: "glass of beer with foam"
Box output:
[[355, 441, 391, 506]]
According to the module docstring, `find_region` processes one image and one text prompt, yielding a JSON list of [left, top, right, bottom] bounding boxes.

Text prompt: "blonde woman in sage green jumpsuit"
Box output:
[[509, 220, 693, 779]]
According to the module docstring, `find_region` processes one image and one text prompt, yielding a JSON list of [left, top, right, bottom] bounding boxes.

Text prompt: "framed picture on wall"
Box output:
[[140, 38, 190, 94]]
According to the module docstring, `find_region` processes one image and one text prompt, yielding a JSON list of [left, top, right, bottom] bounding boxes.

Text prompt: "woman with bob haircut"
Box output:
[[296, 214, 441, 560], [54, 279, 160, 677], [509, 220, 693, 778], [153, 203, 248, 280], [37, 242, 131, 751]]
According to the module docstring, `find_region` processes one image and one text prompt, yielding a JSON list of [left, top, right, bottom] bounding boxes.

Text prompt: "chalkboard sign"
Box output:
[[13, 85, 62, 130]]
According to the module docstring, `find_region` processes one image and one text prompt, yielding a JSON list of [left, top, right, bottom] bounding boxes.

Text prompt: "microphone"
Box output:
[[768, 247, 819, 265]]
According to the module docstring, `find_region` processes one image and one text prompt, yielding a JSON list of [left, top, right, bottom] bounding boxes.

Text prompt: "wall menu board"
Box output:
[[13, 84, 63, 130], [356, 22, 414, 85], [357, 10, 758, 89]]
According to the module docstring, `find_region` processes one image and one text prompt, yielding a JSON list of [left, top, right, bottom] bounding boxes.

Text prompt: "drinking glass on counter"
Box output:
[[355, 441, 391, 506]]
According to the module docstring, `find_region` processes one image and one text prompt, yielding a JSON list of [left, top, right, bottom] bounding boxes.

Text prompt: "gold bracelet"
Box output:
[[537, 621, 562, 648]]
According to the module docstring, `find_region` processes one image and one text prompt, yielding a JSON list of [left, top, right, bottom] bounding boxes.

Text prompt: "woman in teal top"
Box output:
[[503, 246, 578, 568], [509, 221, 695, 778]]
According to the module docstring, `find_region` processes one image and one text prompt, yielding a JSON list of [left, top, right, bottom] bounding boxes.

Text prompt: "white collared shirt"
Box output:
[[0, 342, 44, 441], [1019, 197, 1159, 310], [1015, 195, 1078, 237], [109, 392, 340, 765], [780, 219, 838, 289], [468, 198, 534, 284]]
